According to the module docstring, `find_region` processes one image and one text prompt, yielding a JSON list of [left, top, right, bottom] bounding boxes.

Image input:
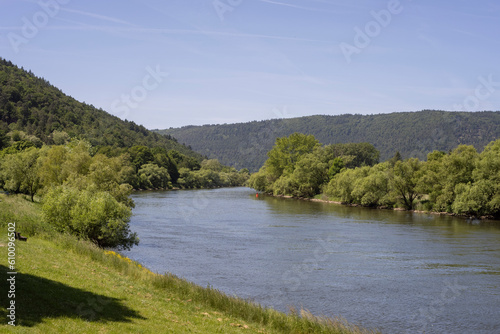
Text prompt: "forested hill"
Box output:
[[0, 58, 202, 159], [156, 111, 500, 171]]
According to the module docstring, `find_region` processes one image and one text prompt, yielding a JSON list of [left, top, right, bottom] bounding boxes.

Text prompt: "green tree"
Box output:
[[389, 158, 422, 210], [201, 159, 224, 172], [432, 145, 478, 212], [153, 152, 179, 184], [266, 133, 320, 179], [137, 164, 171, 189], [452, 180, 495, 216], [128, 145, 154, 172], [325, 168, 360, 203], [177, 167, 199, 189], [323, 142, 379, 168], [290, 153, 328, 197], [388, 151, 402, 166], [63, 140, 93, 176], [272, 174, 299, 196], [351, 164, 392, 207], [86, 154, 135, 207], [458, 139, 500, 216], [328, 157, 344, 180], [37, 145, 69, 188], [50, 130, 70, 145], [0, 147, 41, 201], [0, 129, 8, 149], [247, 167, 272, 192]]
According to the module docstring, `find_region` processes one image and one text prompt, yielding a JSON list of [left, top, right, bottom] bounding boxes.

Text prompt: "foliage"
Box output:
[[177, 159, 249, 189], [389, 158, 422, 210], [250, 134, 500, 217], [350, 164, 392, 207], [249, 133, 380, 198], [138, 163, 171, 189], [42, 185, 138, 250], [266, 132, 320, 178], [0, 146, 41, 201], [0, 138, 249, 248], [158, 110, 500, 172]]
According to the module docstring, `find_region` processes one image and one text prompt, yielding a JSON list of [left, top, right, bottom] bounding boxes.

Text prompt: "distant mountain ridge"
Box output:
[[0, 58, 202, 160], [156, 111, 500, 171]]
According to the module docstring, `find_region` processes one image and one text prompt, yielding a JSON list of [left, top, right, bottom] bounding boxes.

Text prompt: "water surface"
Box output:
[[123, 187, 500, 333]]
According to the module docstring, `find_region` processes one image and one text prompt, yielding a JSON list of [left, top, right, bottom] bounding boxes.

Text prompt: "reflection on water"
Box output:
[[123, 187, 500, 334]]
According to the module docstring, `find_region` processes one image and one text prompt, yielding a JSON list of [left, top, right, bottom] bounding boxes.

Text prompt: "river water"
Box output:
[[122, 187, 500, 333]]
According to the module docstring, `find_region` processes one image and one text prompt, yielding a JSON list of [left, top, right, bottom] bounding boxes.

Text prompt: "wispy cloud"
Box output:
[[60, 8, 135, 26], [257, 0, 351, 14], [20, 24, 332, 44]]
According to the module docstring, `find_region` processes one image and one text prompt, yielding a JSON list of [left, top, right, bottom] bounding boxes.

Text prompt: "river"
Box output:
[[122, 187, 500, 333]]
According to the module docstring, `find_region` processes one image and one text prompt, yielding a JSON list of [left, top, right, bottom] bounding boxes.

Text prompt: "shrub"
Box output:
[[42, 185, 138, 250]]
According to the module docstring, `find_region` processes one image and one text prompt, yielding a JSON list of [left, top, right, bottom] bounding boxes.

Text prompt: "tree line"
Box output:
[[248, 132, 500, 218], [158, 111, 500, 172], [0, 135, 249, 249]]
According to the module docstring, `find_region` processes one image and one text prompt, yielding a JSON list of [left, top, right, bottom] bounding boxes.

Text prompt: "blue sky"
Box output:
[[1, 0, 499, 128]]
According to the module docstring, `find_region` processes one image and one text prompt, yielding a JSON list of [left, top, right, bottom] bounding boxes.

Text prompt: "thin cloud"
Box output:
[[257, 0, 350, 14], [60, 8, 135, 26], [33, 24, 332, 44]]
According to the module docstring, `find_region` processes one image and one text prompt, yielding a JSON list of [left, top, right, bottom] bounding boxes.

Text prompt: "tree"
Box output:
[[272, 174, 299, 196], [464, 139, 500, 216], [247, 167, 271, 192], [128, 145, 154, 172], [86, 153, 135, 207], [434, 145, 478, 212], [388, 151, 402, 166], [0, 147, 41, 201], [325, 168, 360, 203], [328, 157, 344, 180], [290, 153, 328, 197], [266, 133, 320, 179], [452, 180, 494, 216], [389, 158, 422, 210], [351, 164, 392, 207], [201, 159, 224, 172], [137, 164, 171, 189], [37, 145, 69, 188], [50, 130, 70, 145], [177, 167, 199, 189], [0, 128, 8, 149], [63, 140, 93, 176], [154, 152, 179, 184], [323, 142, 380, 168]]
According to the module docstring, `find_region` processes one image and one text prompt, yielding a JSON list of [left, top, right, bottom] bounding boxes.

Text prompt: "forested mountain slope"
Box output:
[[0, 58, 202, 160], [157, 111, 500, 171]]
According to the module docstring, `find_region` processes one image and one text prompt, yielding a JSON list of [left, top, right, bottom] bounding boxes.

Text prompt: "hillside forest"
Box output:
[[248, 133, 500, 218], [158, 111, 500, 172]]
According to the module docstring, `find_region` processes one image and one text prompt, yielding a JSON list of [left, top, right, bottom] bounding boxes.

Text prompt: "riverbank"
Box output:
[[264, 193, 498, 221], [0, 193, 378, 333]]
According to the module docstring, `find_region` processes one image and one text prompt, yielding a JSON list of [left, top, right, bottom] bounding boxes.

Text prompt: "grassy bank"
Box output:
[[0, 194, 378, 333]]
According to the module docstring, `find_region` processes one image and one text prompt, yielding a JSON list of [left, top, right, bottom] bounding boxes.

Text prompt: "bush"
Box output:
[[42, 185, 138, 250]]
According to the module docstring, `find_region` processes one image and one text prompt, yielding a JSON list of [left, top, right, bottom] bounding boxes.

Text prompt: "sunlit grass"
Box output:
[[0, 194, 379, 333]]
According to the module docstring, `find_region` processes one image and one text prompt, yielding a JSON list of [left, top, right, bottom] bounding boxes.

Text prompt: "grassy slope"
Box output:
[[0, 194, 377, 334]]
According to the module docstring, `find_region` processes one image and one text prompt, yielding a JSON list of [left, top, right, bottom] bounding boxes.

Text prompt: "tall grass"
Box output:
[[0, 193, 379, 334], [52, 230, 378, 333]]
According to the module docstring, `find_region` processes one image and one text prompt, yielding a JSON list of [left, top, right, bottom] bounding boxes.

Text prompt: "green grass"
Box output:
[[0, 194, 379, 333]]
